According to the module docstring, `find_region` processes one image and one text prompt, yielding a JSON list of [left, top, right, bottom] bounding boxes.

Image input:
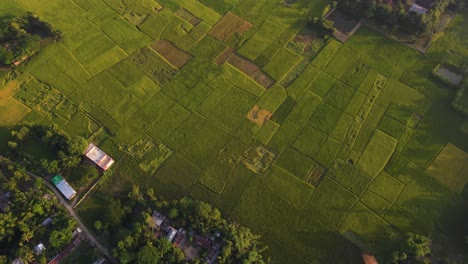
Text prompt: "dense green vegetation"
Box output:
[[0, 0, 467, 263], [0, 13, 60, 65], [0, 158, 77, 263], [103, 192, 267, 264], [336, 0, 467, 35]]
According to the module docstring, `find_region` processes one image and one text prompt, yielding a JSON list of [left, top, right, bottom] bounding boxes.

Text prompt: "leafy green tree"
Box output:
[[392, 233, 431, 263], [105, 199, 127, 227], [136, 245, 161, 264], [49, 229, 72, 250], [94, 220, 102, 231]]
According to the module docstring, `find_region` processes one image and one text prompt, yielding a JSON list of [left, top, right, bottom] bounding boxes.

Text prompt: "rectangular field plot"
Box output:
[[324, 46, 360, 79], [265, 165, 315, 209], [267, 120, 302, 153], [315, 137, 342, 168], [171, 0, 222, 25], [209, 87, 257, 132], [395, 174, 455, 231], [357, 129, 398, 178], [47, 45, 91, 84], [231, 0, 280, 26], [130, 47, 178, 86], [323, 82, 355, 110], [209, 12, 253, 42], [0, 99, 30, 126], [200, 159, 236, 194], [139, 14, 171, 39], [286, 63, 321, 100], [115, 115, 150, 146], [31, 64, 78, 95], [221, 63, 266, 97], [148, 103, 191, 141], [293, 125, 328, 158], [256, 84, 287, 113], [275, 147, 315, 180], [149, 40, 193, 69], [101, 16, 152, 53], [308, 102, 342, 135], [309, 71, 337, 98], [71, 72, 142, 125], [155, 154, 202, 190], [311, 39, 341, 70], [368, 172, 405, 202], [230, 177, 351, 262], [263, 47, 302, 81], [107, 59, 145, 87], [72, 34, 116, 64], [360, 190, 392, 216], [237, 20, 286, 61], [164, 112, 206, 151], [304, 177, 358, 229], [179, 82, 213, 111], [180, 120, 231, 170], [287, 91, 321, 127], [338, 202, 390, 252], [254, 121, 280, 145], [84, 46, 128, 75], [328, 159, 373, 197], [425, 143, 468, 193]]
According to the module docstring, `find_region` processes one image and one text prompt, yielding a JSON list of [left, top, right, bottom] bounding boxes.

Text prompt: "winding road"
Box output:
[[28, 172, 118, 263]]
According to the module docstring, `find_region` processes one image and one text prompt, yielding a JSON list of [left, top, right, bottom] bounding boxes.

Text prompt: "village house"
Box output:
[[84, 143, 115, 171], [149, 210, 222, 263], [50, 175, 77, 200]]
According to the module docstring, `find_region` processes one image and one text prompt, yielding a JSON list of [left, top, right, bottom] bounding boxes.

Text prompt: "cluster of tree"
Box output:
[[113, 223, 186, 264], [310, 17, 336, 39], [0, 158, 77, 263], [0, 13, 61, 65], [95, 186, 268, 264], [7, 124, 97, 188], [336, 0, 466, 35], [391, 233, 431, 264]]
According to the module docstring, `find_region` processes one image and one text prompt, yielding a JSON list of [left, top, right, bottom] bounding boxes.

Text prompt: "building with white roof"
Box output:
[[84, 143, 115, 171], [409, 3, 428, 15], [51, 175, 77, 200]]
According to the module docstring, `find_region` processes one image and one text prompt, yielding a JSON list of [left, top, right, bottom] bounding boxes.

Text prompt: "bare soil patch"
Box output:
[[247, 105, 272, 126], [215, 47, 274, 88], [209, 12, 252, 42], [149, 40, 193, 69]]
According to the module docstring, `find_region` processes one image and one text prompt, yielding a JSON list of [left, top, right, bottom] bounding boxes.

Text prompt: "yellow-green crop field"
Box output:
[[1, 0, 468, 262]]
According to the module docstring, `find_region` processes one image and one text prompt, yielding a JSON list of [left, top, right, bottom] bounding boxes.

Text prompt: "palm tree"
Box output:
[[19, 247, 35, 264]]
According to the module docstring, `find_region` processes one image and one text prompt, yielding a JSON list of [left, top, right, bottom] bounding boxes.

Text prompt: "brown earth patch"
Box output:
[[215, 47, 274, 88], [209, 12, 252, 42], [149, 40, 193, 69], [247, 105, 272, 126], [214, 47, 235, 65], [175, 8, 201, 26]]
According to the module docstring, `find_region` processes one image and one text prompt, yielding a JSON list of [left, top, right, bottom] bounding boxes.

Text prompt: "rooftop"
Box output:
[[84, 143, 115, 171]]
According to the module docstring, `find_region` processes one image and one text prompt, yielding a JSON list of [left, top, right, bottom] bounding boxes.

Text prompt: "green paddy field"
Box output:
[[1, 0, 468, 262]]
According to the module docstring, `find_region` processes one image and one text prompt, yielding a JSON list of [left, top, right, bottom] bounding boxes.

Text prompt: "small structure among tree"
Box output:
[[51, 175, 77, 200]]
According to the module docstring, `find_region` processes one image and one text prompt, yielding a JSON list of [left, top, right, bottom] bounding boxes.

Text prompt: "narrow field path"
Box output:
[[27, 172, 117, 263]]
